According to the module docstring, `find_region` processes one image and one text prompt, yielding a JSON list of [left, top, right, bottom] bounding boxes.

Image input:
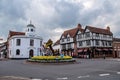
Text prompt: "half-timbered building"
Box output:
[[76, 26, 113, 58], [59, 24, 113, 58]]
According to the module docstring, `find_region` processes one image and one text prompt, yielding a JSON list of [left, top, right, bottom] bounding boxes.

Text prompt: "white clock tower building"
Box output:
[[7, 22, 43, 58]]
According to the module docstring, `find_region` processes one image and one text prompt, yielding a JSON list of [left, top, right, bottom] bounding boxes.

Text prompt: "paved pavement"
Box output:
[[0, 58, 120, 80]]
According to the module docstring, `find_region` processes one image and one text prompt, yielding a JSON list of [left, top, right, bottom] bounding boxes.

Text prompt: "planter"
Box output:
[[27, 56, 76, 63]]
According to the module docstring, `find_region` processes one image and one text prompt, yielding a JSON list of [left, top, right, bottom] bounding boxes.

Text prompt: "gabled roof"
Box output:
[[8, 31, 25, 39], [61, 24, 84, 39], [85, 26, 113, 35]]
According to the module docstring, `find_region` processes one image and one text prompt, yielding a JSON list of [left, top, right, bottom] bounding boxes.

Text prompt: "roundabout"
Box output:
[[27, 55, 76, 64]]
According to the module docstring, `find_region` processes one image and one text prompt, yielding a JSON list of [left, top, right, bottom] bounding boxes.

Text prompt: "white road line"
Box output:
[[3, 76, 30, 79], [117, 72, 120, 74], [32, 79, 42, 80], [77, 75, 90, 78], [99, 73, 110, 76], [57, 77, 68, 80], [117, 59, 120, 61]]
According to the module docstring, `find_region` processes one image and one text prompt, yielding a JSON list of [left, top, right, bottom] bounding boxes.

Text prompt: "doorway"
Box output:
[[29, 49, 34, 58]]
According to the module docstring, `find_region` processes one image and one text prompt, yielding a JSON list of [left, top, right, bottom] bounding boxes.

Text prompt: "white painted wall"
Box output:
[[8, 36, 43, 58]]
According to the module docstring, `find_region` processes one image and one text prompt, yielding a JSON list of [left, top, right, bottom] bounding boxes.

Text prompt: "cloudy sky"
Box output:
[[0, 0, 120, 42]]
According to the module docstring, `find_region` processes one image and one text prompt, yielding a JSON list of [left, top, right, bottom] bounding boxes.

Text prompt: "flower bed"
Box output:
[[28, 56, 76, 63]]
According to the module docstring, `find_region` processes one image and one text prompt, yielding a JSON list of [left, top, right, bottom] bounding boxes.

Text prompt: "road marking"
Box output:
[[117, 59, 120, 61], [32, 79, 42, 80], [99, 73, 110, 76], [3, 76, 29, 79], [77, 75, 90, 78], [117, 72, 120, 74], [57, 77, 68, 80]]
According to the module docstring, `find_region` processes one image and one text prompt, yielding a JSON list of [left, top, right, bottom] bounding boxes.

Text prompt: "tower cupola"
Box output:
[[25, 21, 36, 37]]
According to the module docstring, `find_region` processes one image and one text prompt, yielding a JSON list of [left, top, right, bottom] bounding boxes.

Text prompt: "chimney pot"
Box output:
[[107, 26, 110, 31], [77, 23, 82, 28]]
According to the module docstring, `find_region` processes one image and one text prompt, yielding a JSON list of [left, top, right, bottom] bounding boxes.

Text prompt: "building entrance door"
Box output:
[[29, 49, 34, 58]]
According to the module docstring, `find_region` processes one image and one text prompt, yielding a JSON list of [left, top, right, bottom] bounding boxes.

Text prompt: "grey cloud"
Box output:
[[0, 0, 120, 42], [54, 1, 83, 28], [0, 0, 30, 39], [0, 0, 30, 19]]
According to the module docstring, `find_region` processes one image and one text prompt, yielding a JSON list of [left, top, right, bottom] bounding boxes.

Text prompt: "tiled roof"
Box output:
[[8, 31, 25, 39], [61, 24, 84, 38], [86, 26, 113, 35]]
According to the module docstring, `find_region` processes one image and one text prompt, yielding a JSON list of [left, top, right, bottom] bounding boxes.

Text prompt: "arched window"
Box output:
[[16, 49, 20, 55], [31, 29, 33, 32]]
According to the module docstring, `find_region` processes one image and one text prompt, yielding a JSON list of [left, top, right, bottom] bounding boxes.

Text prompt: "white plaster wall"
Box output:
[[8, 36, 43, 58]]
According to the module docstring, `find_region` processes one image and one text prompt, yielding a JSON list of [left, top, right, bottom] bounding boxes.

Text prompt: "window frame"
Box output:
[[95, 40, 99, 45], [30, 39, 34, 46], [16, 49, 20, 55], [16, 39, 21, 46], [79, 41, 83, 46], [86, 40, 91, 46]]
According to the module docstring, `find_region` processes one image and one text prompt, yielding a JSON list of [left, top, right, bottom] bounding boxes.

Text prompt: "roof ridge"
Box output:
[[9, 30, 25, 33], [87, 26, 106, 30], [86, 25, 112, 35]]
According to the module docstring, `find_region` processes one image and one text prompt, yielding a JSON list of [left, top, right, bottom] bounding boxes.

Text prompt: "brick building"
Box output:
[[113, 38, 120, 58]]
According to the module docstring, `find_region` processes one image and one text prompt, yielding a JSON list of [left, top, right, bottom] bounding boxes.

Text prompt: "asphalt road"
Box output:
[[0, 58, 120, 80]]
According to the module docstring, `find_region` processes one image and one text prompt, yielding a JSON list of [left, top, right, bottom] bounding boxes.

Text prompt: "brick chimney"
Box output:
[[106, 26, 110, 31], [77, 23, 82, 29]]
